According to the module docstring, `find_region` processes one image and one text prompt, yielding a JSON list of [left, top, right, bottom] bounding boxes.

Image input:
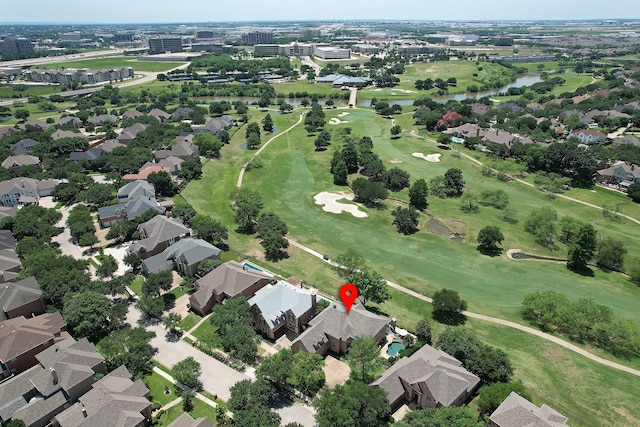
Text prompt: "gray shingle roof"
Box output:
[[248, 281, 314, 329], [142, 238, 220, 274], [291, 303, 389, 353], [10, 138, 39, 154], [371, 343, 480, 408], [167, 413, 215, 427], [489, 392, 568, 427], [117, 180, 155, 201], [129, 216, 189, 254], [0, 276, 42, 320]]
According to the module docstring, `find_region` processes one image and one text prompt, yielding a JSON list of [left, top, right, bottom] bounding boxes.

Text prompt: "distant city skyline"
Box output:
[[3, 0, 640, 24]]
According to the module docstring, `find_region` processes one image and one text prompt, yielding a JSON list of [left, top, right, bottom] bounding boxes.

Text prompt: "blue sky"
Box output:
[[3, 0, 640, 23]]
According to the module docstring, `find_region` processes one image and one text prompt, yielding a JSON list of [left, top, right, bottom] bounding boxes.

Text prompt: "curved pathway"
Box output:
[[236, 112, 304, 188], [287, 239, 640, 378]]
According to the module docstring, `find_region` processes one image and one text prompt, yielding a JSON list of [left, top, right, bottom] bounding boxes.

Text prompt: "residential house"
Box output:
[[99, 139, 126, 153], [158, 156, 184, 175], [559, 109, 591, 125], [51, 130, 87, 141], [52, 365, 151, 427], [0, 337, 107, 427], [129, 216, 190, 259], [596, 161, 640, 185], [117, 123, 148, 144], [117, 180, 155, 201], [121, 110, 144, 120], [0, 177, 60, 207], [571, 94, 591, 104], [567, 128, 607, 144], [149, 109, 171, 122], [445, 123, 481, 139], [167, 413, 214, 427], [154, 138, 198, 161], [172, 107, 194, 120], [496, 102, 524, 113], [2, 154, 40, 169], [0, 127, 17, 139], [248, 280, 317, 340], [479, 129, 519, 149], [291, 303, 391, 356], [0, 277, 46, 322], [69, 147, 103, 162], [88, 114, 118, 126], [0, 312, 68, 376], [193, 115, 233, 135], [141, 238, 220, 276], [526, 102, 544, 111], [189, 261, 273, 316], [612, 134, 640, 149], [371, 343, 481, 412], [10, 138, 39, 154], [122, 164, 173, 182], [0, 248, 21, 283], [19, 120, 49, 132], [97, 196, 165, 227], [489, 392, 568, 427], [57, 116, 83, 128], [437, 111, 462, 128], [0, 230, 16, 250], [471, 103, 492, 115]]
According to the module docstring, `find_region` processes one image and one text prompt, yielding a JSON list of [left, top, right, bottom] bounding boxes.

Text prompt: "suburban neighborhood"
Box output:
[[0, 9, 639, 427]]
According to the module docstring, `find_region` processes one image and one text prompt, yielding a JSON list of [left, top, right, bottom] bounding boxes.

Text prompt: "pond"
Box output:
[[427, 215, 465, 243]]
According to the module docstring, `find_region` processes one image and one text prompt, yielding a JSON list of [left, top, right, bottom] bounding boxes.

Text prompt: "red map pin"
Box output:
[[340, 283, 358, 314]]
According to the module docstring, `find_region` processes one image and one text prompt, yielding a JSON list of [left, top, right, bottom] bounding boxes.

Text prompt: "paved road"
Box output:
[[287, 240, 640, 378]]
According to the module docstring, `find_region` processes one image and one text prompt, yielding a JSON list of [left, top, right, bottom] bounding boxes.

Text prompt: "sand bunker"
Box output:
[[314, 192, 368, 218], [329, 117, 348, 125], [412, 152, 441, 163], [338, 112, 350, 117], [397, 89, 417, 94]]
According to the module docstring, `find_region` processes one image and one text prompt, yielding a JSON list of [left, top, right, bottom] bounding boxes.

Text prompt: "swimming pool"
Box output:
[[243, 262, 263, 271], [386, 342, 405, 357], [450, 136, 464, 144]]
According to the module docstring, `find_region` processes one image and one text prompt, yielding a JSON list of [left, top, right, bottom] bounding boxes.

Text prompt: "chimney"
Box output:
[[476, 128, 480, 138], [50, 367, 58, 385], [496, 129, 499, 135], [20, 179, 25, 188], [81, 408, 87, 418], [311, 293, 317, 308]]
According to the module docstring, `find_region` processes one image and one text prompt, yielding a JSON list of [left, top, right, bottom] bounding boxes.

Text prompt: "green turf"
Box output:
[[43, 56, 185, 72], [179, 313, 200, 332], [158, 398, 216, 426], [144, 371, 177, 406], [129, 275, 145, 296]]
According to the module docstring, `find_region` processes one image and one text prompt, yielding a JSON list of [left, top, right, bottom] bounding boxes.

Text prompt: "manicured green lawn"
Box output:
[[179, 313, 200, 332], [43, 56, 185, 72], [0, 84, 63, 98], [158, 398, 216, 426], [144, 371, 177, 406], [129, 275, 145, 296], [191, 319, 222, 348]]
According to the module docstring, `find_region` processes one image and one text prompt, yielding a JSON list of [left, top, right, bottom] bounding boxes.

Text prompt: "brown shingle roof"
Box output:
[[0, 313, 65, 362], [489, 392, 568, 427]]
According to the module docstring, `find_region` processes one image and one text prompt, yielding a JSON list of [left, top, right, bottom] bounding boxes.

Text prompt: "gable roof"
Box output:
[[167, 413, 215, 427], [117, 180, 155, 201], [371, 343, 480, 408], [141, 238, 220, 274], [149, 108, 171, 121], [88, 114, 118, 125], [291, 303, 389, 353], [51, 129, 87, 140], [0, 312, 66, 363], [0, 276, 42, 321], [248, 281, 315, 329], [98, 196, 165, 222], [129, 216, 189, 254], [0, 230, 16, 250], [191, 260, 273, 306], [490, 392, 568, 427], [10, 138, 39, 154], [99, 139, 126, 153], [0, 249, 22, 281], [117, 123, 148, 143], [121, 110, 143, 119]]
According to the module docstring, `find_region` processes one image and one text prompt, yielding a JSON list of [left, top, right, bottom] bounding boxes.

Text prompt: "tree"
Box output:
[[382, 167, 410, 192], [444, 168, 465, 196], [628, 182, 640, 203], [257, 349, 294, 391], [246, 132, 261, 150], [347, 269, 391, 307], [178, 157, 203, 181], [332, 159, 348, 185], [390, 125, 402, 138], [415, 318, 432, 344], [408, 179, 428, 211], [262, 114, 274, 132], [335, 249, 366, 278], [521, 290, 571, 332], [190, 215, 228, 246], [351, 177, 388, 206], [6, 419, 27, 427], [629, 258, 640, 283], [147, 171, 177, 197], [142, 271, 173, 297], [396, 407, 482, 427], [234, 188, 263, 234], [163, 312, 182, 333], [14, 109, 30, 120], [459, 192, 479, 213], [477, 226, 504, 253], [63, 291, 117, 339], [229, 379, 280, 427], [246, 122, 261, 139], [524, 206, 558, 249], [196, 258, 222, 277], [314, 129, 332, 151], [173, 357, 201, 390], [314, 381, 392, 427], [289, 351, 325, 396], [477, 382, 530, 416], [218, 129, 230, 144], [255, 212, 287, 238], [432, 288, 467, 324], [97, 327, 156, 377], [341, 141, 359, 173], [346, 336, 385, 382], [567, 223, 597, 271], [123, 252, 142, 272], [465, 345, 514, 384], [596, 236, 627, 271], [391, 206, 419, 235], [136, 295, 164, 317], [210, 297, 259, 363], [261, 231, 289, 261], [96, 254, 118, 278]]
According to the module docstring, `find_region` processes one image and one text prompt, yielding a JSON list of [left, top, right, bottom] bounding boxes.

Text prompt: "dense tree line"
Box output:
[[522, 290, 640, 358]]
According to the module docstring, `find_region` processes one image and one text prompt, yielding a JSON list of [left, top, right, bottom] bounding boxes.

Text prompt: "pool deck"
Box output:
[[380, 331, 400, 359]]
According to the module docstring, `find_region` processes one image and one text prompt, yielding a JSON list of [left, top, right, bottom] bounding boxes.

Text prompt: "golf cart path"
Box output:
[[287, 239, 640, 378]]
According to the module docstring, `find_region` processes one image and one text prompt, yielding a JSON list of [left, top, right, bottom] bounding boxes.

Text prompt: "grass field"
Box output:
[[158, 398, 216, 426], [144, 371, 177, 406], [43, 56, 185, 72], [0, 84, 63, 99]]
